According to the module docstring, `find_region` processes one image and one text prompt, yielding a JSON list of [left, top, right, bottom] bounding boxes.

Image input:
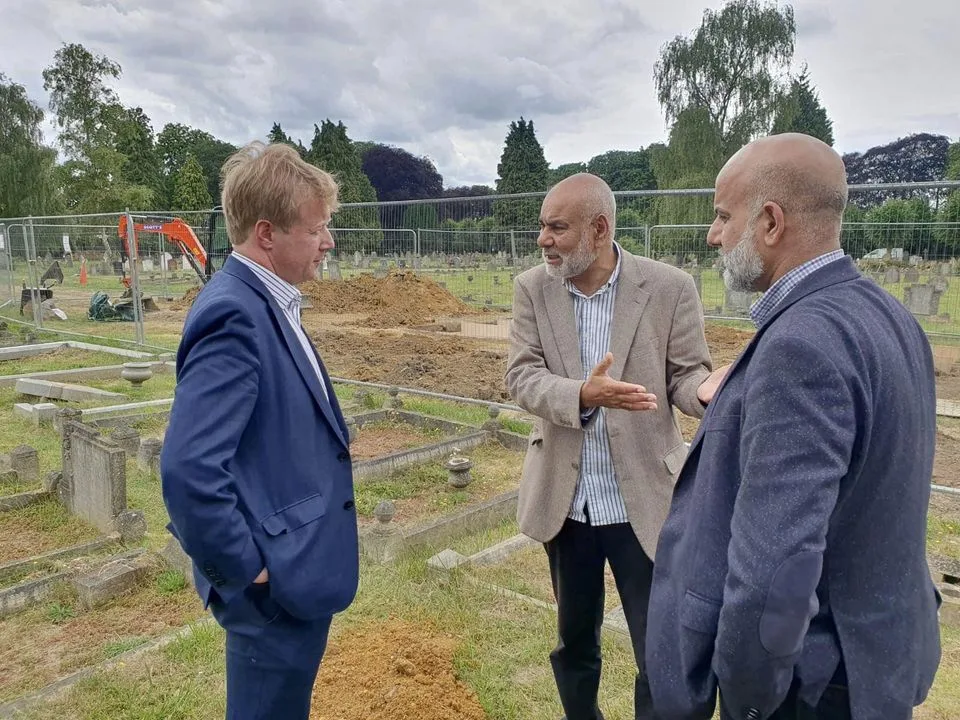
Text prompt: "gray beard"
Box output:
[[720, 228, 764, 292]]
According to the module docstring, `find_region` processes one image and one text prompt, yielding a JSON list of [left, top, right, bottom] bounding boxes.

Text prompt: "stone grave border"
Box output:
[[426, 533, 631, 643]]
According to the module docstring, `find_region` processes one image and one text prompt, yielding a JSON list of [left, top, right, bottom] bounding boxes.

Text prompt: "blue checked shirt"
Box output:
[[565, 243, 630, 526], [749, 250, 845, 328], [232, 253, 328, 400]]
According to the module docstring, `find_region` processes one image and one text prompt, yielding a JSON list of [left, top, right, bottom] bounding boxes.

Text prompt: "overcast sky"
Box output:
[[1, 0, 957, 187]]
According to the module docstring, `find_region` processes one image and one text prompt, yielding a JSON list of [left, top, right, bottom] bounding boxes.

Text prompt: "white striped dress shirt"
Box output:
[[231, 253, 328, 400], [565, 243, 629, 526]]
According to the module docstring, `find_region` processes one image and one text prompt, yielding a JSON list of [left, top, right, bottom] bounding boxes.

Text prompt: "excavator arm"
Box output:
[[118, 216, 210, 285]]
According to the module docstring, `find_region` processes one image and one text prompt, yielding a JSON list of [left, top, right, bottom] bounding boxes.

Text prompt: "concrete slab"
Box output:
[[938, 399, 960, 418], [427, 549, 468, 571], [603, 605, 629, 636], [13, 402, 58, 426], [467, 533, 537, 567], [0, 343, 66, 361], [73, 552, 152, 610]]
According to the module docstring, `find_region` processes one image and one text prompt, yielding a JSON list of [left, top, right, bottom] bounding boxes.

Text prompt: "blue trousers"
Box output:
[[211, 583, 332, 720]]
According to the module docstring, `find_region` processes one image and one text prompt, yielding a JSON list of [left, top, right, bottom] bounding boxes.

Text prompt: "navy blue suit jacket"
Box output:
[[160, 255, 359, 621], [646, 257, 941, 720]]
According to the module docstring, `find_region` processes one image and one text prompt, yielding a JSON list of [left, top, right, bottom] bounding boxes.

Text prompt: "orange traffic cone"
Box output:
[[79, 259, 87, 287]]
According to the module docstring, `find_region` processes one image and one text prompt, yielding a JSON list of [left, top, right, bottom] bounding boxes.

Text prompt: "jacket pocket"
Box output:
[[662, 443, 688, 475], [679, 590, 722, 634], [260, 493, 328, 536]]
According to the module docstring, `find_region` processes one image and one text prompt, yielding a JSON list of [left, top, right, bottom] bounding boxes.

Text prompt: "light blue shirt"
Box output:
[[564, 243, 630, 526], [232, 253, 328, 400], [749, 249, 845, 328]]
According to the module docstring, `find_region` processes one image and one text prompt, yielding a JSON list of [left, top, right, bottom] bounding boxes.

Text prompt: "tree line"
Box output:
[[1, 1, 958, 254]]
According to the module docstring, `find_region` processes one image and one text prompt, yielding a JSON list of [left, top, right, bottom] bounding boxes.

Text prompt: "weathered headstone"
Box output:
[[724, 288, 754, 315], [328, 259, 342, 280], [904, 267, 920, 283], [137, 438, 163, 473], [9, 445, 39, 482], [110, 426, 141, 457], [161, 536, 195, 588], [904, 284, 943, 316], [0, 469, 18, 486], [113, 509, 147, 543], [883, 268, 901, 284], [934, 276, 950, 293], [59, 414, 127, 534], [353, 250, 362, 267]]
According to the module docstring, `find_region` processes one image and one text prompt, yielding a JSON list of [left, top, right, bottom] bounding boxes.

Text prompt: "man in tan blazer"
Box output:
[[506, 173, 726, 720]]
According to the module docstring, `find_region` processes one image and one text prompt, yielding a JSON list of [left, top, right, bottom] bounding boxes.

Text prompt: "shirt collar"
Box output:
[[232, 252, 303, 311], [748, 249, 845, 327]]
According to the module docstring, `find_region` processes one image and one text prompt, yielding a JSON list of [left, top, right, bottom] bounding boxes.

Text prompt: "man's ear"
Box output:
[[760, 201, 786, 248], [595, 213, 610, 244], [253, 219, 274, 250]]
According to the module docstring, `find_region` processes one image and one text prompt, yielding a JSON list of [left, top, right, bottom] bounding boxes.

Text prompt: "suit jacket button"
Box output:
[[343, 500, 354, 510], [337, 451, 349, 462]]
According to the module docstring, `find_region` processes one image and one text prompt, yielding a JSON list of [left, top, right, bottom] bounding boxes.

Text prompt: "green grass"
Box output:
[[156, 570, 187, 595], [0, 348, 134, 377], [103, 637, 152, 659]]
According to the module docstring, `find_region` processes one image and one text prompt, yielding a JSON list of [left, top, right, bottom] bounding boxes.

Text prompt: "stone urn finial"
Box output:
[[445, 453, 473, 488], [121, 362, 153, 387]]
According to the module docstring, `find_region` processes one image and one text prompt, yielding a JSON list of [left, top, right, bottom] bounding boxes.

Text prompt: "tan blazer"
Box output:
[[505, 252, 712, 559]]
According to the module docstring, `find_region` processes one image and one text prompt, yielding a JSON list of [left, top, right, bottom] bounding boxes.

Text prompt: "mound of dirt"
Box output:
[[312, 329, 510, 402], [171, 286, 201, 311], [311, 619, 487, 720], [301, 270, 474, 328], [704, 324, 754, 365]]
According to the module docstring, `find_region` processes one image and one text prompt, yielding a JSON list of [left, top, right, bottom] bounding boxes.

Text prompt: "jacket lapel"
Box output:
[[269, 303, 348, 449], [542, 277, 583, 380], [221, 257, 348, 449], [608, 254, 650, 381]]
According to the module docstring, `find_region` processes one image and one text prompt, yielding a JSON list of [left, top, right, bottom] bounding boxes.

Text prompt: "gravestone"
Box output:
[[933, 276, 950, 293], [113, 509, 147, 543], [904, 284, 943, 316], [9, 445, 39, 482], [328, 259, 342, 280], [137, 438, 163, 473], [904, 267, 920, 283], [413, 257, 422, 270], [724, 288, 754, 315], [883, 268, 900, 284], [353, 250, 362, 267], [110, 426, 141, 457], [59, 414, 127, 534]]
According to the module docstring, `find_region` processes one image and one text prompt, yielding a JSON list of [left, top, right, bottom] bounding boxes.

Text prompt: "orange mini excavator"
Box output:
[[117, 216, 210, 288]]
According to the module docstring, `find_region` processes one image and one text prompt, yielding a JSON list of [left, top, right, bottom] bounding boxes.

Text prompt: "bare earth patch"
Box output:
[[0, 579, 204, 702], [0, 502, 100, 565], [312, 618, 487, 720], [350, 423, 440, 461]]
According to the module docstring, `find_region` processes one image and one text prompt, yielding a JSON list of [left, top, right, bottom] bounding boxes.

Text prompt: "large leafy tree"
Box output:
[[654, 0, 795, 152], [0, 73, 60, 217], [114, 106, 163, 202], [360, 144, 443, 201], [771, 67, 834, 145]]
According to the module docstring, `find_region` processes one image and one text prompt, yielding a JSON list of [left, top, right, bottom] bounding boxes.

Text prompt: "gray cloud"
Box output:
[[0, 0, 958, 188]]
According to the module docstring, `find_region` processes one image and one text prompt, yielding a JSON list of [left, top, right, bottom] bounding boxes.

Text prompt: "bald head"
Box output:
[[720, 133, 848, 239], [546, 173, 617, 243]]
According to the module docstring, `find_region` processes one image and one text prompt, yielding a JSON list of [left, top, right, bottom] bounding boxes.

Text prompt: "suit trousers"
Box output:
[[545, 516, 656, 720], [211, 583, 332, 720]]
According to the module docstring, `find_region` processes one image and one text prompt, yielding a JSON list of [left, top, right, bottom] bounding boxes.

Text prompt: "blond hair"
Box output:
[[220, 141, 340, 246]]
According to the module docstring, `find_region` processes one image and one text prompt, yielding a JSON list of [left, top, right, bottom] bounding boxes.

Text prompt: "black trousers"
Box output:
[[544, 517, 656, 720]]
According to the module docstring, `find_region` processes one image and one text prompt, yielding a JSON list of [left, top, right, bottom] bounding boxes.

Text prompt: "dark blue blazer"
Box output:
[[646, 257, 941, 720], [160, 255, 359, 621]]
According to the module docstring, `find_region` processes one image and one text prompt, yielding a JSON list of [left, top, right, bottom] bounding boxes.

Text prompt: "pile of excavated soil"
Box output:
[[171, 286, 202, 311], [311, 329, 510, 402], [301, 270, 474, 328], [704, 324, 754, 365], [311, 619, 487, 720]]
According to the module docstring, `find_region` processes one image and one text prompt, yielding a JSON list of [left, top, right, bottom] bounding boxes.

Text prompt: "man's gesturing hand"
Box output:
[[579, 352, 658, 411]]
